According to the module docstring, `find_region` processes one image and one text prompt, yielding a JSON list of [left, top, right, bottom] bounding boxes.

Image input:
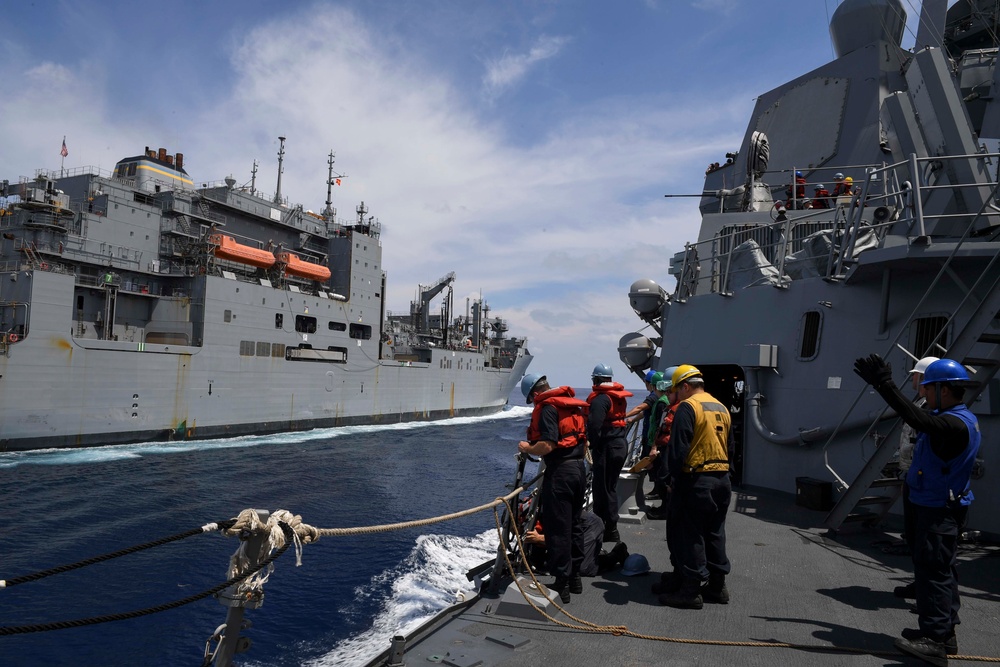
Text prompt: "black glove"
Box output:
[[853, 353, 893, 388]]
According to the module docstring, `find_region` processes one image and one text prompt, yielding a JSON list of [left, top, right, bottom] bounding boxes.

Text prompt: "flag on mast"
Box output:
[[60, 137, 68, 158]]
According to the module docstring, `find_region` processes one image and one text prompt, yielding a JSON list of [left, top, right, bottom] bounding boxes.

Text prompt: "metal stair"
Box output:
[[825, 261, 1000, 533]]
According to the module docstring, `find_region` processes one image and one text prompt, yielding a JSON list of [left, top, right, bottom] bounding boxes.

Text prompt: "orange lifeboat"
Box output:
[[276, 252, 332, 281], [209, 234, 276, 269]]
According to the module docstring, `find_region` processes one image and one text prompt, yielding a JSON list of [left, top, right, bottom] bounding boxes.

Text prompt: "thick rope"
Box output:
[[0, 520, 236, 589], [0, 522, 293, 636], [489, 500, 1000, 663]]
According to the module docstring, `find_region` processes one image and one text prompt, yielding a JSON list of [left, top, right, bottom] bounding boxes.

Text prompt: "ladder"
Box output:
[[824, 268, 1000, 532]]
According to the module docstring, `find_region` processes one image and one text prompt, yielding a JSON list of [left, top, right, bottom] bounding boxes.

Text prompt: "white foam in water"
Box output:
[[304, 530, 498, 667], [0, 406, 533, 469]]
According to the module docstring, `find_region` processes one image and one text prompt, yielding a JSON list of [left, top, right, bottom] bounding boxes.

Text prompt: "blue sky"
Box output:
[[1, 0, 926, 388]]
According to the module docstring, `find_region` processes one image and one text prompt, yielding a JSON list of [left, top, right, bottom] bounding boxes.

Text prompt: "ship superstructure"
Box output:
[[0, 142, 531, 451], [620, 0, 1000, 534]]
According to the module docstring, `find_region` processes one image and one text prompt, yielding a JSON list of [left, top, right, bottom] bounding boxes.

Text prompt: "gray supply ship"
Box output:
[[0, 140, 531, 451], [619, 0, 1000, 536]]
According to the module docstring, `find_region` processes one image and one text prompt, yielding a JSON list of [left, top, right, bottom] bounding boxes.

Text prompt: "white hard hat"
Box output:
[[909, 356, 940, 375]]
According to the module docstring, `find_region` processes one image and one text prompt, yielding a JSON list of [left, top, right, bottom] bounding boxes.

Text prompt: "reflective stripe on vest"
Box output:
[[682, 392, 731, 473]]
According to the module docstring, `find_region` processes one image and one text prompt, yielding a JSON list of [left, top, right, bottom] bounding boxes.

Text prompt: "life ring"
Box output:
[[8, 333, 18, 343]]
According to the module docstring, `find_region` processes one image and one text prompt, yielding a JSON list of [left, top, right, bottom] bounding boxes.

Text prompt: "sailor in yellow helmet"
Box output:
[[657, 364, 734, 610]]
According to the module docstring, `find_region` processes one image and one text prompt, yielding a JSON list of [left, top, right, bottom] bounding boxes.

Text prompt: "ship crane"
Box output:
[[411, 272, 455, 343]]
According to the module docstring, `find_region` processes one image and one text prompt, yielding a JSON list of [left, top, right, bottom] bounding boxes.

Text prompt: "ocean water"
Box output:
[[1, 406, 536, 666], [0, 388, 644, 666]]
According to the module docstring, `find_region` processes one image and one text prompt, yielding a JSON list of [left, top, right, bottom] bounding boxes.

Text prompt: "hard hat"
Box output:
[[621, 553, 650, 576], [909, 356, 939, 375], [650, 371, 664, 387], [657, 366, 679, 392], [844, 176, 853, 184], [672, 364, 702, 387], [520, 373, 545, 402], [643, 369, 657, 383], [814, 184, 825, 190], [591, 363, 613, 381], [795, 170, 803, 178], [834, 172, 844, 180], [920, 359, 970, 385]]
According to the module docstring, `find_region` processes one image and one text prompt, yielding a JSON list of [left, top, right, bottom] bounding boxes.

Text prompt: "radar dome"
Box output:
[[830, 0, 905, 58]]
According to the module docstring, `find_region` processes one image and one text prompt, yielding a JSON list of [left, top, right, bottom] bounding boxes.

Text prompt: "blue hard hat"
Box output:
[[643, 369, 656, 383], [795, 170, 803, 178], [920, 359, 970, 385], [592, 363, 613, 380], [520, 373, 545, 402], [621, 553, 650, 576]]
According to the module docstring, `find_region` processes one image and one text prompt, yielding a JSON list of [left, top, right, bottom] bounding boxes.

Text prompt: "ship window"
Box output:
[[256, 341, 271, 356], [128, 163, 137, 176], [911, 315, 949, 358], [350, 323, 372, 340], [272, 343, 286, 357], [798, 310, 822, 360], [76, 295, 84, 310], [295, 315, 317, 334], [240, 340, 255, 356], [328, 321, 346, 331], [275, 313, 283, 328], [224, 309, 232, 323]]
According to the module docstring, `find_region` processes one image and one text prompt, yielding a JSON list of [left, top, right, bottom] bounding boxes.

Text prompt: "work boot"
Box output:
[[603, 524, 620, 543], [702, 573, 730, 604], [658, 578, 703, 609], [901, 628, 957, 656], [569, 573, 583, 594], [894, 582, 916, 599], [550, 577, 571, 604], [651, 570, 681, 595], [894, 635, 949, 666]]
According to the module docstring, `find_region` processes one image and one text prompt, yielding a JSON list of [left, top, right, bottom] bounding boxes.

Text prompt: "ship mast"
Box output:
[[324, 151, 337, 220], [250, 159, 258, 196], [274, 136, 286, 205]]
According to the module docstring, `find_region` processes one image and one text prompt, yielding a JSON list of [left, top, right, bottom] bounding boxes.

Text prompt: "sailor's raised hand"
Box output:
[[853, 353, 892, 388]]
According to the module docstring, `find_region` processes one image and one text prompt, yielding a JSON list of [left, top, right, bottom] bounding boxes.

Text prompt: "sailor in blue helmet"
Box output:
[[518, 372, 589, 603], [854, 355, 981, 663], [586, 363, 633, 543]]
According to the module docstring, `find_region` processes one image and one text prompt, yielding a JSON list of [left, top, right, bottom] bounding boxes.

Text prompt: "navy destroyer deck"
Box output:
[[368, 484, 1000, 666]]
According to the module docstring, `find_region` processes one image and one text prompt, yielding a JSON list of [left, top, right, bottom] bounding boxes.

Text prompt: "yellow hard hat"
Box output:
[[844, 176, 853, 184], [672, 364, 702, 387]]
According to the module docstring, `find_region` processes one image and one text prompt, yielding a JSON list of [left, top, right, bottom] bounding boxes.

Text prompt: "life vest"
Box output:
[[526, 386, 589, 453], [831, 182, 851, 197], [654, 402, 678, 452], [907, 404, 981, 508], [811, 188, 831, 208], [680, 392, 731, 473], [587, 382, 633, 428]]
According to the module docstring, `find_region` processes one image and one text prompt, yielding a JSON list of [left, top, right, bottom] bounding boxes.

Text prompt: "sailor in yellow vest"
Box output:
[[658, 365, 734, 610]]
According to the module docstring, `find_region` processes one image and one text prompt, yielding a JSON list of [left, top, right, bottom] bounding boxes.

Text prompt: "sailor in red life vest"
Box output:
[[518, 373, 589, 603], [586, 363, 633, 543], [810, 184, 831, 209], [785, 170, 807, 209]]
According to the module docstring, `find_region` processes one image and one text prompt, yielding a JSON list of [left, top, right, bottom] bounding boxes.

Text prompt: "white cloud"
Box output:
[[482, 34, 570, 102]]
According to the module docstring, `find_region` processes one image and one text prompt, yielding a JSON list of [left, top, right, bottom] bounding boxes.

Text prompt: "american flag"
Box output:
[[60, 138, 68, 158]]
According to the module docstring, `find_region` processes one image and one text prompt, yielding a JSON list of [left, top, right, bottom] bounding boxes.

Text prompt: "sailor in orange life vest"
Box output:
[[658, 364, 734, 610], [518, 373, 589, 603], [586, 363, 633, 543]]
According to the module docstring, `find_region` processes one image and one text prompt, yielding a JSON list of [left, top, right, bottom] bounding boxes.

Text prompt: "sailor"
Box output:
[[645, 367, 679, 520], [831, 172, 852, 198], [854, 356, 980, 663], [785, 170, 807, 209], [625, 369, 662, 506], [518, 373, 589, 603], [586, 363, 633, 543], [810, 184, 831, 209], [659, 364, 734, 610]]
